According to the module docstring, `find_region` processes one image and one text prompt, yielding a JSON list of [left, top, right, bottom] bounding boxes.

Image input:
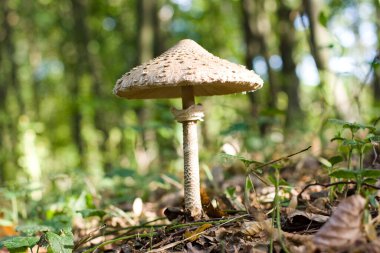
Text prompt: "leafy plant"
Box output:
[[0, 216, 74, 253], [220, 149, 310, 253], [328, 119, 380, 194]]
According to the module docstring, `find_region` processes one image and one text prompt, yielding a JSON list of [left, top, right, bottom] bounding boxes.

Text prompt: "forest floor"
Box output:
[[1, 139, 380, 253], [69, 151, 380, 253]]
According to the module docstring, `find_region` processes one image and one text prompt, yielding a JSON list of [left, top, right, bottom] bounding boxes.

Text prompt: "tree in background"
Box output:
[[277, 0, 303, 129], [0, 0, 378, 192], [240, 0, 279, 134], [373, 0, 380, 105]]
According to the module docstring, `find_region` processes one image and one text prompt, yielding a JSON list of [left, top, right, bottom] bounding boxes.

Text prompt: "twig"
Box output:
[[73, 224, 107, 250], [298, 181, 380, 199], [147, 214, 249, 252], [75, 217, 168, 249], [79, 215, 250, 253], [80, 232, 157, 253], [249, 146, 312, 172]]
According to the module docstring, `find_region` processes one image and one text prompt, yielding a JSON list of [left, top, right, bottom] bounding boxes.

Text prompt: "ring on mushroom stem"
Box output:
[[114, 39, 263, 220]]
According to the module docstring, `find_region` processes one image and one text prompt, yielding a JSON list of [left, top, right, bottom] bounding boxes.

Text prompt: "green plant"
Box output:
[[0, 216, 74, 253], [220, 147, 310, 253], [268, 164, 290, 253], [319, 155, 344, 201], [328, 119, 380, 194]]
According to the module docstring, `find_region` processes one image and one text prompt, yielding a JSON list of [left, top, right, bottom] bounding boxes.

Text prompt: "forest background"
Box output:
[[0, 0, 379, 225]]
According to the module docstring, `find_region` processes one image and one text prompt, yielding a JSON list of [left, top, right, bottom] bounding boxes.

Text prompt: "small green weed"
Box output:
[[327, 119, 380, 195], [0, 215, 74, 253]]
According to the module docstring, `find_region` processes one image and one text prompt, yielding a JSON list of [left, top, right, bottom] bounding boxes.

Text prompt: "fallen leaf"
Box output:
[[313, 194, 366, 250], [0, 218, 18, 237], [163, 207, 185, 221], [288, 194, 298, 210], [0, 225, 18, 237], [200, 188, 226, 218], [306, 197, 330, 215], [287, 210, 329, 223], [241, 219, 272, 236], [184, 223, 212, 242], [364, 222, 377, 241]]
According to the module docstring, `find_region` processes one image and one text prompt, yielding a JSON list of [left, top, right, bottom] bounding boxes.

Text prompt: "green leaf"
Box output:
[[77, 209, 107, 219], [369, 195, 379, 208], [370, 136, 380, 143], [225, 186, 236, 198], [271, 163, 283, 170], [319, 157, 332, 168], [329, 156, 344, 166], [343, 122, 376, 132], [370, 116, 380, 126], [43, 215, 71, 233], [361, 169, 380, 179], [16, 224, 51, 236], [260, 108, 285, 116], [106, 168, 136, 178], [268, 175, 276, 186], [328, 118, 347, 126], [329, 169, 358, 179], [46, 231, 73, 253], [278, 178, 290, 186], [244, 176, 254, 205], [363, 178, 377, 185], [219, 153, 263, 168], [221, 122, 249, 135], [328, 119, 376, 132], [8, 247, 28, 253], [318, 11, 328, 27], [245, 176, 253, 192], [330, 136, 345, 142], [342, 139, 358, 146], [1, 236, 39, 249]]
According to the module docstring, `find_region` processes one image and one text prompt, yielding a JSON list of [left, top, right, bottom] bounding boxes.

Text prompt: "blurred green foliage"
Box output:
[[0, 0, 379, 230]]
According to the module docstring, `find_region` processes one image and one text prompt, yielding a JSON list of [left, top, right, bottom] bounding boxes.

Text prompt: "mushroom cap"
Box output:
[[114, 39, 263, 99]]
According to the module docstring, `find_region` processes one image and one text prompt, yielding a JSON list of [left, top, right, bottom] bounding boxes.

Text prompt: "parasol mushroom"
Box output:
[[114, 39, 263, 220]]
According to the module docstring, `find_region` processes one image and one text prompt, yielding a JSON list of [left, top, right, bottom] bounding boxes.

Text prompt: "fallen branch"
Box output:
[[298, 181, 380, 199], [79, 215, 250, 253], [250, 146, 312, 172], [147, 214, 249, 252]]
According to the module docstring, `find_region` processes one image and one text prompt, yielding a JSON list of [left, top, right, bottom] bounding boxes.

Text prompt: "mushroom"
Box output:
[[114, 39, 263, 220]]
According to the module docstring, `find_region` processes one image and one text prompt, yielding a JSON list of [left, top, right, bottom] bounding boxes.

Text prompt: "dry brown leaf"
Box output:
[[0, 225, 18, 237], [184, 223, 213, 242], [364, 221, 377, 241], [241, 219, 272, 236], [313, 194, 367, 250], [0, 213, 18, 237], [200, 188, 226, 218], [287, 209, 329, 223], [306, 197, 330, 215], [356, 238, 380, 253], [288, 194, 298, 210]]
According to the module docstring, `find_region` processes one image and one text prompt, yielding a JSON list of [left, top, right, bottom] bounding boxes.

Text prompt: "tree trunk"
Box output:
[[374, 52, 380, 104], [70, 0, 108, 171], [373, 0, 380, 104], [240, 0, 278, 133], [303, 0, 353, 119], [135, 0, 157, 152], [0, 0, 21, 182], [277, 1, 303, 128]]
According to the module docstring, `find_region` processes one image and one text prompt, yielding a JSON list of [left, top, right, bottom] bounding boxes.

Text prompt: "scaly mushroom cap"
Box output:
[[114, 39, 263, 99]]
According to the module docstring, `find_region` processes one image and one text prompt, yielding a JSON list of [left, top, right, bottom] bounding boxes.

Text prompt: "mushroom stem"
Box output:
[[181, 86, 202, 220]]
